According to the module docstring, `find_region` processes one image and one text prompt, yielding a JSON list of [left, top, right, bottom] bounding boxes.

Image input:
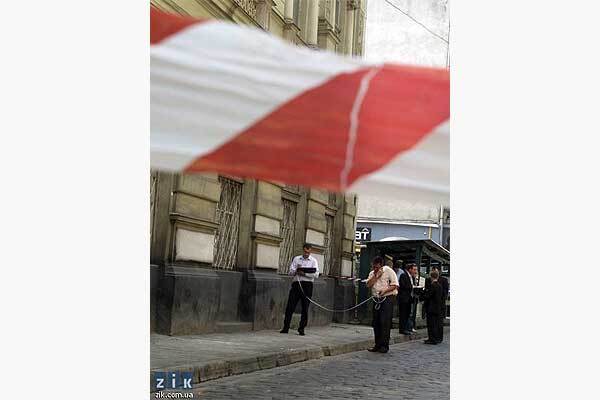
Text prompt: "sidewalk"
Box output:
[[151, 322, 450, 391]]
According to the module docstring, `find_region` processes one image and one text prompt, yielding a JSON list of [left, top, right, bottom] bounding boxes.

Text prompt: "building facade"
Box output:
[[356, 195, 450, 249], [151, 0, 367, 54], [150, 0, 368, 335]]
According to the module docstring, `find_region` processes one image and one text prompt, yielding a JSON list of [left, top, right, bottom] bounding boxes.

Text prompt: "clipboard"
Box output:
[[297, 267, 317, 273]]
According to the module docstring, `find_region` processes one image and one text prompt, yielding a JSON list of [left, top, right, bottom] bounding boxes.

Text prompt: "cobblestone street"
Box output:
[[155, 334, 449, 400]]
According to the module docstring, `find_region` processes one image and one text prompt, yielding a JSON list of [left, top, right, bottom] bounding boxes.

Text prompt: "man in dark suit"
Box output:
[[423, 266, 449, 342], [397, 263, 416, 335], [423, 269, 443, 344], [433, 266, 449, 341]]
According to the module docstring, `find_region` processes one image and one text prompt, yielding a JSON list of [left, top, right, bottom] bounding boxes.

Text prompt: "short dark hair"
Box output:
[[430, 270, 439, 280], [431, 265, 440, 271], [405, 263, 417, 270], [372, 256, 384, 266], [303, 243, 312, 250]]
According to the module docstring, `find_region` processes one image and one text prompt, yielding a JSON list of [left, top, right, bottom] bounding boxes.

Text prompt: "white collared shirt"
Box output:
[[396, 268, 405, 282], [289, 255, 320, 282], [368, 266, 399, 297]]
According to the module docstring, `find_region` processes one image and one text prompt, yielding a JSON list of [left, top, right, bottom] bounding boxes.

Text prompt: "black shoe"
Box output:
[[424, 340, 437, 345], [298, 330, 305, 336], [378, 347, 389, 353], [367, 347, 380, 352], [280, 328, 289, 334]]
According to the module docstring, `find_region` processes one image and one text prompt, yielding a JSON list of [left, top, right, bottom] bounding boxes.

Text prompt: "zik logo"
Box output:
[[154, 371, 193, 390]]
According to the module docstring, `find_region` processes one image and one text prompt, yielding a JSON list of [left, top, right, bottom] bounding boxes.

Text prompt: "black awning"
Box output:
[[360, 239, 450, 266]]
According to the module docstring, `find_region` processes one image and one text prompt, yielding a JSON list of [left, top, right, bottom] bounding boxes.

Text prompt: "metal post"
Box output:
[[413, 244, 423, 329], [415, 244, 423, 285], [357, 244, 374, 323], [427, 255, 432, 275], [439, 205, 444, 245]]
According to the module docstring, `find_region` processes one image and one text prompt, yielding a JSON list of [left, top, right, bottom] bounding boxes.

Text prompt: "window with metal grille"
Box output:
[[278, 199, 297, 274], [213, 177, 242, 270], [322, 214, 335, 276]]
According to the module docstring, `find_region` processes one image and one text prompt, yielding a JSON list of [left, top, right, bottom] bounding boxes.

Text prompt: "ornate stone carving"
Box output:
[[233, 0, 257, 19]]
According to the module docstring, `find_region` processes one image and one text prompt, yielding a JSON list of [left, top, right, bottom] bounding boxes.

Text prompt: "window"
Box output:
[[213, 177, 242, 270], [322, 215, 335, 275], [278, 199, 298, 273]]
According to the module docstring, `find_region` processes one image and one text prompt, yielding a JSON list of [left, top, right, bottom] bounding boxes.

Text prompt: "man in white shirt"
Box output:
[[366, 256, 399, 353], [280, 243, 320, 336]]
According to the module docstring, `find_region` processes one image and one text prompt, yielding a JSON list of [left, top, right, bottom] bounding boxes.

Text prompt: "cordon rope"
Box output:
[[294, 275, 389, 313]]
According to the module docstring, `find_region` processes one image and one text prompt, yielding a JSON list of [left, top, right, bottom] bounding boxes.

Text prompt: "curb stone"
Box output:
[[150, 326, 449, 392]]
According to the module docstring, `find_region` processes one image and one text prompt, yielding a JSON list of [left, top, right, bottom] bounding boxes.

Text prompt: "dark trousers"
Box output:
[[438, 299, 447, 342], [410, 299, 417, 329], [426, 313, 443, 343], [283, 281, 313, 331], [397, 300, 411, 332], [437, 318, 444, 342], [372, 296, 394, 350]]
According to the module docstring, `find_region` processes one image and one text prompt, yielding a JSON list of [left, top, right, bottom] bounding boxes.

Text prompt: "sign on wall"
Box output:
[[355, 227, 372, 242]]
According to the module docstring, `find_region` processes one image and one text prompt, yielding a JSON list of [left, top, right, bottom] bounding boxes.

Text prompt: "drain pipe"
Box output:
[[438, 205, 444, 246]]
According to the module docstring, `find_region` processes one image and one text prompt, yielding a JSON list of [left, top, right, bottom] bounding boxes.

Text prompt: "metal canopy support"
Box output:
[[358, 244, 375, 322], [421, 245, 449, 265], [415, 244, 423, 285], [426, 255, 432, 275], [359, 239, 450, 286]]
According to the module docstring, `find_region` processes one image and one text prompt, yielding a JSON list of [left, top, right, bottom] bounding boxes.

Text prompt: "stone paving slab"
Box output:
[[153, 332, 450, 400], [151, 323, 449, 392]]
